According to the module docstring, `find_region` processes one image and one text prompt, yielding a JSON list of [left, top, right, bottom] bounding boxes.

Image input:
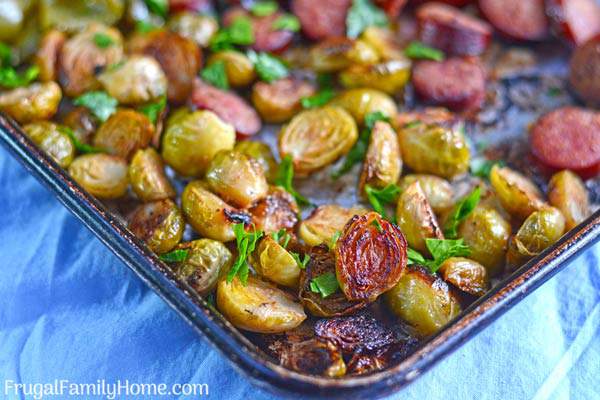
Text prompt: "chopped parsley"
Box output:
[[93, 33, 115, 48], [364, 184, 401, 221], [210, 17, 255, 51], [291, 252, 310, 269], [250, 1, 278, 17], [73, 91, 118, 122], [227, 224, 264, 285], [404, 41, 445, 62], [346, 0, 388, 39], [201, 61, 229, 89], [443, 187, 481, 239], [0, 43, 39, 89], [371, 218, 383, 232], [470, 158, 505, 180], [137, 96, 166, 124], [247, 50, 289, 82], [301, 89, 334, 109], [144, 0, 169, 19], [310, 272, 340, 298], [408, 239, 471, 273], [159, 249, 190, 263], [61, 127, 104, 154], [275, 155, 312, 207], [272, 14, 301, 32], [271, 228, 291, 248]]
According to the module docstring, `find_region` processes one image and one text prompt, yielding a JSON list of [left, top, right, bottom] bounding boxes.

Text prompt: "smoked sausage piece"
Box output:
[[569, 36, 600, 106], [546, 0, 600, 46], [478, 0, 549, 41], [291, 0, 352, 40]]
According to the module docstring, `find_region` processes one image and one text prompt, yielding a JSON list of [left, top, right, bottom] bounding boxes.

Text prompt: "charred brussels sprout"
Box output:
[[399, 174, 454, 215], [68, 153, 128, 199], [279, 339, 346, 378], [128, 148, 175, 202], [39, 0, 124, 32], [252, 236, 301, 288], [329, 88, 398, 126], [309, 37, 379, 73], [360, 26, 405, 61], [548, 170, 591, 230], [162, 110, 235, 177], [248, 186, 299, 234], [279, 107, 358, 176], [34, 29, 66, 82], [339, 59, 411, 95], [61, 106, 97, 145], [128, 199, 185, 254], [439, 257, 489, 297], [93, 109, 154, 161], [359, 121, 402, 194], [168, 12, 218, 48], [252, 78, 316, 123], [299, 204, 369, 247], [23, 122, 75, 168], [216, 276, 306, 333], [234, 141, 278, 183], [489, 165, 545, 221], [0, 82, 62, 124], [207, 51, 255, 87]]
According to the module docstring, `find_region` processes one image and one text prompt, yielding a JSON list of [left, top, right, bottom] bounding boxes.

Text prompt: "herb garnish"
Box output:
[[138, 96, 166, 124], [93, 33, 115, 48], [247, 50, 289, 82], [275, 155, 312, 207], [404, 41, 445, 61], [271, 228, 291, 248], [272, 14, 301, 32], [470, 158, 505, 180], [61, 127, 104, 154], [250, 1, 278, 17], [291, 252, 310, 269], [200, 61, 229, 89], [407, 238, 471, 273], [310, 272, 340, 298], [210, 17, 255, 51], [159, 249, 190, 263], [301, 89, 334, 109], [346, 0, 388, 39], [443, 187, 481, 239], [364, 184, 401, 221], [0, 43, 39, 89], [144, 0, 169, 19], [73, 91, 118, 122], [227, 223, 264, 285]]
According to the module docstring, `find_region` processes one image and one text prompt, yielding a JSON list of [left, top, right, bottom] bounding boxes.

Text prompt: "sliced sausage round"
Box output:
[[546, 0, 600, 46], [374, 0, 408, 18], [478, 0, 549, 41], [530, 107, 600, 178], [412, 57, 486, 113], [291, 0, 352, 40], [169, 0, 213, 13], [191, 79, 262, 137], [569, 36, 600, 106], [411, 0, 472, 6], [416, 2, 492, 56]]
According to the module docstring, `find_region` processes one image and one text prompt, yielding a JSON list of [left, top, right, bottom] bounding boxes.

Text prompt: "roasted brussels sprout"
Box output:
[[58, 23, 124, 96], [339, 59, 411, 95], [205, 150, 269, 209], [172, 239, 233, 296], [329, 88, 398, 126], [506, 207, 566, 268], [251, 78, 316, 123], [396, 181, 444, 254], [548, 170, 591, 230], [129, 148, 175, 202], [398, 122, 470, 179], [181, 180, 250, 242], [252, 236, 301, 288], [128, 199, 185, 254], [360, 26, 404, 61], [335, 212, 407, 302], [61, 106, 97, 145], [309, 37, 380, 73], [39, 0, 125, 32], [439, 257, 489, 297], [399, 174, 454, 215], [279, 106, 358, 176], [0, 0, 24, 41], [0, 81, 62, 124], [385, 265, 461, 337], [234, 141, 278, 183], [162, 110, 235, 177], [93, 109, 154, 161], [248, 186, 299, 234], [207, 51, 255, 87], [34, 29, 66, 82], [68, 153, 128, 199], [299, 204, 369, 247], [216, 276, 306, 333], [98, 56, 167, 105], [168, 12, 218, 48], [23, 121, 75, 168], [359, 121, 401, 194], [489, 165, 545, 221], [279, 338, 346, 378]]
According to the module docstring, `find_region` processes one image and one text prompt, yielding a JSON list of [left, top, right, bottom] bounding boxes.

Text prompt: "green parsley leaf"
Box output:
[[272, 14, 301, 32], [275, 155, 312, 207], [73, 91, 118, 122], [0, 43, 12, 66], [407, 247, 427, 266], [93, 33, 115, 48], [247, 50, 289, 82], [364, 184, 401, 221], [251, 1, 278, 17], [291, 252, 310, 269], [301, 88, 334, 109], [61, 126, 104, 154], [470, 158, 505, 180], [364, 111, 390, 130], [371, 218, 383, 232], [0, 65, 39, 89], [317, 73, 334, 89], [227, 223, 264, 285], [135, 20, 159, 33], [271, 229, 291, 248], [330, 231, 342, 248], [159, 249, 190, 263], [144, 0, 169, 18], [200, 61, 229, 90], [310, 272, 340, 298], [425, 238, 471, 273], [443, 187, 481, 239], [137, 96, 166, 124], [404, 41, 445, 62], [210, 17, 255, 51], [346, 0, 388, 39]]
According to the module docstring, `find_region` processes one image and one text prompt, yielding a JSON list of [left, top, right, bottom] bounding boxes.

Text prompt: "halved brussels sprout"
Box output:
[[506, 206, 566, 268], [251, 78, 316, 123], [168, 12, 219, 48], [23, 121, 75, 168], [360, 26, 404, 61], [39, 0, 124, 32], [359, 121, 401, 195], [299, 204, 369, 247], [205, 150, 269, 209], [329, 88, 398, 127], [68, 153, 128, 199], [385, 265, 461, 337], [58, 23, 124, 96], [399, 174, 454, 215], [128, 199, 185, 254], [548, 170, 591, 230], [0, 81, 62, 123], [129, 148, 175, 202], [489, 165, 545, 221], [98, 56, 167, 104], [0, 0, 24, 41], [279, 338, 346, 378], [181, 180, 250, 242], [309, 37, 379, 73], [395, 181, 444, 254], [398, 122, 470, 179], [207, 50, 255, 87], [172, 239, 233, 296], [162, 110, 235, 177], [216, 276, 306, 333], [248, 186, 299, 234], [439, 257, 489, 297], [335, 212, 407, 302], [93, 109, 154, 161], [339, 59, 411, 95], [61, 106, 97, 145], [234, 141, 278, 183], [34, 29, 66, 82], [279, 106, 358, 176], [251, 236, 301, 288]]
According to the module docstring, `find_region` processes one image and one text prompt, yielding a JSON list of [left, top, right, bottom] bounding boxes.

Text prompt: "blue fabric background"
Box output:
[[0, 146, 598, 400]]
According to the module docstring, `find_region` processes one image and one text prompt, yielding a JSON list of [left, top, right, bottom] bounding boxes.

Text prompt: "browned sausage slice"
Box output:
[[530, 107, 600, 178], [569, 36, 600, 106], [291, 0, 352, 40], [478, 0, 549, 41], [416, 2, 492, 56], [169, 0, 213, 13], [412, 57, 486, 113], [412, 0, 472, 6], [191, 79, 262, 137], [546, 0, 600, 46]]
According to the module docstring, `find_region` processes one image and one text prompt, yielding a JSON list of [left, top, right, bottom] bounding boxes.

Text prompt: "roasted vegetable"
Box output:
[[68, 153, 128, 199], [61, 106, 97, 145], [252, 78, 316, 123], [489, 165, 545, 221], [98, 56, 167, 104], [129, 148, 175, 202], [548, 170, 591, 230], [339, 59, 411, 95], [0, 81, 61, 123], [39, 0, 125, 32], [309, 37, 380, 73], [299, 204, 369, 247], [93, 109, 154, 161], [234, 141, 278, 183], [248, 186, 299, 234], [23, 121, 75, 168], [168, 12, 219, 48], [128, 199, 185, 254], [207, 50, 255, 87], [252, 236, 301, 288], [360, 26, 404, 61], [358, 121, 401, 195], [329, 88, 398, 127], [399, 174, 454, 215], [279, 338, 346, 378], [34, 29, 66, 82], [439, 257, 488, 297]]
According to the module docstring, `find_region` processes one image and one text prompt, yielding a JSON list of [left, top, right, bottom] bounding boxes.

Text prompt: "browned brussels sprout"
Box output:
[[205, 150, 269, 209], [398, 122, 470, 179], [0, 82, 62, 123], [234, 141, 278, 183], [252, 236, 301, 288], [34, 29, 66, 82], [168, 12, 218, 48], [279, 106, 358, 176], [385, 265, 461, 337], [161, 110, 235, 177], [439, 257, 489, 297], [216, 276, 306, 333], [339, 59, 411, 95], [299, 204, 369, 247], [309, 37, 379, 73], [359, 121, 402, 195], [248, 186, 299, 234], [252, 78, 316, 123], [489, 165, 545, 221], [548, 170, 591, 230], [23, 122, 75, 168], [207, 50, 255, 87], [396, 181, 444, 254], [129, 148, 176, 202], [68, 153, 128, 199], [399, 174, 454, 215], [39, 0, 125, 32], [279, 339, 346, 378], [93, 109, 154, 161], [360, 26, 405, 61], [128, 199, 185, 254], [61, 106, 97, 145], [329, 88, 398, 126]]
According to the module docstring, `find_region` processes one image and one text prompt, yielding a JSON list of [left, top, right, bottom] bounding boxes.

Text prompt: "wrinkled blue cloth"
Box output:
[[0, 146, 598, 400]]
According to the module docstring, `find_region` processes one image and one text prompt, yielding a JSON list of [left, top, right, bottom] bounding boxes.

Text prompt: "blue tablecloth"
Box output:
[[0, 146, 598, 400]]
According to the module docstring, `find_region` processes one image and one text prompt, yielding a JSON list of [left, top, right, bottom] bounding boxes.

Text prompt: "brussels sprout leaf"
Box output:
[[310, 272, 340, 298], [443, 187, 481, 238]]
